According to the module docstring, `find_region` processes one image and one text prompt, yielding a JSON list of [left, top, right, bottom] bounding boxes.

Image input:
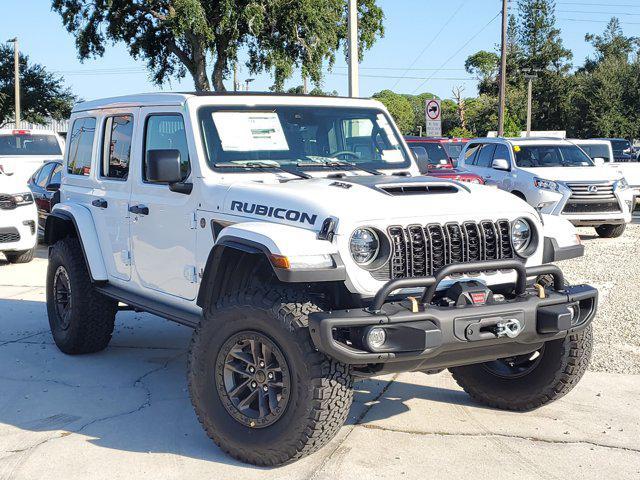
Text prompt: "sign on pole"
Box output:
[[425, 98, 441, 137]]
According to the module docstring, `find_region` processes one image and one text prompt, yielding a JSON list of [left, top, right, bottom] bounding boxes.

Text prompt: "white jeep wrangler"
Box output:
[[45, 93, 596, 466]]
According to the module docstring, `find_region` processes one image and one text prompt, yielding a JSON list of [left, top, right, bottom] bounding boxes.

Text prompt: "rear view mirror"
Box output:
[[593, 157, 605, 166], [492, 158, 510, 171], [146, 149, 183, 183]]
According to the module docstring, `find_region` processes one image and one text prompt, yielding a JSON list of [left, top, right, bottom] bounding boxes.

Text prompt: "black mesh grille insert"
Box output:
[[378, 220, 515, 281], [0, 227, 20, 244]]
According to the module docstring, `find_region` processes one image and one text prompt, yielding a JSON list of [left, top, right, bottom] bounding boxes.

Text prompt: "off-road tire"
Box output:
[[5, 246, 36, 264], [188, 287, 353, 466], [449, 325, 592, 411], [595, 223, 626, 238], [46, 237, 117, 354]]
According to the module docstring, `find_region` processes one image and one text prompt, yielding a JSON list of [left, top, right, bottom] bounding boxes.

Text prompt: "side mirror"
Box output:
[[593, 157, 605, 166], [146, 149, 183, 183], [46, 183, 60, 192], [492, 158, 510, 171]]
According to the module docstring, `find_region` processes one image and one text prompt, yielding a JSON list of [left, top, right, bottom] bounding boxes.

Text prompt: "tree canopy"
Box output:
[[52, 0, 384, 92], [0, 44, 75, 127]]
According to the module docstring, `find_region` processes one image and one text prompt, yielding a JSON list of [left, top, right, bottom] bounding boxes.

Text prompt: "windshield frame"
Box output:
[[0, 133, 62, 156], [196, 104, 413, 174], [513, 143, 595, 168]]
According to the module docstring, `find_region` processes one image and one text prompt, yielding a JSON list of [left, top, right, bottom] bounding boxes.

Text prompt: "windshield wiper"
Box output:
[[296, 159, 383, 176], [213, 161, 311, 179]]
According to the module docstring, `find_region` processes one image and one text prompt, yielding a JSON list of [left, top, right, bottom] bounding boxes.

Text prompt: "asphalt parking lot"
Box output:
[[1, 231, 639, 480]]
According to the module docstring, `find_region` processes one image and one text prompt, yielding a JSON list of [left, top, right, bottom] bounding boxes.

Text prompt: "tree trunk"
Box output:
[[212, 55, 227, 92], [193, 46, 211, 91]]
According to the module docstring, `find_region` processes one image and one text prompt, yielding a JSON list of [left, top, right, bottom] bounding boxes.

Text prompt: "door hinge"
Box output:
[[121, 250, 131, 266], [184, 265, 198, 284], [189, 212, 198, 230]]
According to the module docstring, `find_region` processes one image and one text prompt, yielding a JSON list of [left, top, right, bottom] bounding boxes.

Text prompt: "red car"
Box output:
[[404, 136, 483, 184]]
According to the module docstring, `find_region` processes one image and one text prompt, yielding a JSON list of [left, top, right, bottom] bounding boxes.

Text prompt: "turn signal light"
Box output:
[[269, 254, 291, 269]]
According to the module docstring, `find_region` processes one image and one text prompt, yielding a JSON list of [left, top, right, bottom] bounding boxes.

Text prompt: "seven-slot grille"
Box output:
[[0, 227, 21, 244], [376, 220, 514, 281], [562, 182, 621, 214], [0, 194, 17, 210]]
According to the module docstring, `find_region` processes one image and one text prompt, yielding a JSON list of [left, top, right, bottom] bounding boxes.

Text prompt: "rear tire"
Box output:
[[5, 247, 36, 264], [449, 325, 592, 411], [188, 286, 353, 466], [595, 223, 626, 238], [46, 237, 117, 354]]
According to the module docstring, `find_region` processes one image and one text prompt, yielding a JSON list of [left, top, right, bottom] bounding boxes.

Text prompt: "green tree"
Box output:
[[372, 90, 414, 134], [52, 0, 384, 92], [584, 17, 639, 70], [464, 50, 499, 95], [0, 44, 75, 126]]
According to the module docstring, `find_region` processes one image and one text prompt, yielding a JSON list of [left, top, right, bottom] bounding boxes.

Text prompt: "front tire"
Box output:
[[449, 325, 592, 411], [595, 223, 626, 238], [188, 287, 353, 466], [46, 237, 117, 354], [5, 246, 36, 264]]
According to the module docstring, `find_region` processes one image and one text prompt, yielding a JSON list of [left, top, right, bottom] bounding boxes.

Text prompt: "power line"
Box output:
[[328, 72, 474, 81], [558, 17, 640, 25], [390, 1, 467, 90], [558, 9, 640, 16], [557, 1, 640, 7], [411, 11, 501, 94]]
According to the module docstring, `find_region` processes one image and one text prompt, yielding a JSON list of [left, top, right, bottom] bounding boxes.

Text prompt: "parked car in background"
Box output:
[[439, 137, 470, 165], [0, 129, 65, 185], [592, 138, 636, 162], [573, 139, 640, 213], [27, 161, 62, 236], [459, 137, 634, 238], [405, 137, 483, 183], [0, 175, 38, 263]]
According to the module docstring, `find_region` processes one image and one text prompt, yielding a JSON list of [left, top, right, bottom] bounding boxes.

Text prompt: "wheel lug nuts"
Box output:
[[267, 372, 274, 379], [263, 385, 268, 392], [251, 381, 257, 388], [249, 366, 255, 373], [259, 361, 265, 367]]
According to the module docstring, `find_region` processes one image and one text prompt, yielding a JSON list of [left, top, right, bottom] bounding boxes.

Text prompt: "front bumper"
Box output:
[[0, 204, 37, 252], [309, 260, 597, 370]]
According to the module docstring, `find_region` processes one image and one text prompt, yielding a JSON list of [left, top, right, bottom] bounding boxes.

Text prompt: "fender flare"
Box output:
[[45, 204, 108, 282]]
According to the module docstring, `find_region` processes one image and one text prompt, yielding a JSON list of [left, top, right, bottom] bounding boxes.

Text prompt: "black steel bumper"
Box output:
[[308, 260, 598, 369]]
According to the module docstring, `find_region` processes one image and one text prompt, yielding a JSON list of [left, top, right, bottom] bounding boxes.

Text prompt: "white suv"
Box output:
[[0, 129, 65, 185], [459, 137, 634, 238], [44, 93, 596, 466], [0, 175, 38, 263]]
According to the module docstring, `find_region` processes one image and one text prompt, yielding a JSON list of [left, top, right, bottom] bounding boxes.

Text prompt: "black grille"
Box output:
[[0, 227, 20, 244], [563, 182, 621, 214], [0, 194, 17, 210], [372, 220, 515, 281]]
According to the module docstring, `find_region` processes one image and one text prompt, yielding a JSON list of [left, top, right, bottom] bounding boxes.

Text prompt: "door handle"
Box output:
[[129, 205, 149, 216], [91, 199, 108, 209], [485, 175, 492, 179]]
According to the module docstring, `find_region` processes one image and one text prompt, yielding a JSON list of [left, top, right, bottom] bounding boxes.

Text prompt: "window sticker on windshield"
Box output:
[[381, 149, 404, 163], [212, 112, 289, 151]]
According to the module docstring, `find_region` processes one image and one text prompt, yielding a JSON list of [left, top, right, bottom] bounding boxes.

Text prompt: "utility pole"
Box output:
[[497, 0, 508, 136], [521, 68, 541, 137], [233, 62, 239, 92], [303, 75, 308, 95], [245, 78, 255, 91], [348, 0, 359, 97], [7, 37, 20, 127]]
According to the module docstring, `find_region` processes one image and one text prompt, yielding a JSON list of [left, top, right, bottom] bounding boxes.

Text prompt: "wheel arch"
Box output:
[[45, 205, 108, 282]]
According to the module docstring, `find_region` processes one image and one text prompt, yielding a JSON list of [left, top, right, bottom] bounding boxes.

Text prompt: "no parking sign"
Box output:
[[425, 98, 442, 137]]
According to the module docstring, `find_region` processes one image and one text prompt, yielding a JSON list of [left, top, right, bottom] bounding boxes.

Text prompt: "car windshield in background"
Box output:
[[443, 142, 465, 159], [198, 105, 411, 171], [514, 144, 594, 168], [611, 139, 631, 153], [0, 134, 61, 156], [578, 144, 611, 161], [408, 142, 450, 166]]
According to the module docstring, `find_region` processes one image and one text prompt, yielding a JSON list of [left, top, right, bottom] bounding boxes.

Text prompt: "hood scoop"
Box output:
[[378, 182, 461, 196]]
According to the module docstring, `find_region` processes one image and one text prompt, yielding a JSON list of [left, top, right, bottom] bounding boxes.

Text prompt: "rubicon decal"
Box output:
[[230, 200, 318, 226]]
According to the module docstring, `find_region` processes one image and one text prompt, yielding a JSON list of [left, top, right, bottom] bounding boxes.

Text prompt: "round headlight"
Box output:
[[350, 228, 379, 265], [512, 218, 532, 255]]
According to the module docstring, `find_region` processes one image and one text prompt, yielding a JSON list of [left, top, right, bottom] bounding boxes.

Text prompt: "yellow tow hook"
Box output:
[[534, 283, 546, 299]]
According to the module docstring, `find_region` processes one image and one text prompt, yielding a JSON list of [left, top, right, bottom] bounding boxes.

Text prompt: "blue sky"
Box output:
[[2, 0, 639, 102]]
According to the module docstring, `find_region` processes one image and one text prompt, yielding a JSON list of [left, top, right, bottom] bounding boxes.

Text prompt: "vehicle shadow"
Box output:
[[0, 296, 485, 469]]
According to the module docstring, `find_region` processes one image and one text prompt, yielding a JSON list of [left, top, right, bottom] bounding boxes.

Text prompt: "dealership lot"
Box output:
[[1, 228, 639, 479]]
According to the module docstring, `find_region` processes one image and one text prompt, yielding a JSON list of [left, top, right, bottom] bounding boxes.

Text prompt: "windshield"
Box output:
[[577, 144, 611, 161], [610, 139, 630, 153], [407, 142, 450, 166], [514, 144, 594, 168], [0, 133, 61, 156], [442, 142, 466, 160], [198, 105, 411, 172]]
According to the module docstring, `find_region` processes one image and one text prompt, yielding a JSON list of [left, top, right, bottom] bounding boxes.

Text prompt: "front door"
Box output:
[[129, 108, 197, 300]]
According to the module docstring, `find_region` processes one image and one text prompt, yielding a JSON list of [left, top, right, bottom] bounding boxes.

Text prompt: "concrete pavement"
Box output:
[[1, 250, 639, 479]]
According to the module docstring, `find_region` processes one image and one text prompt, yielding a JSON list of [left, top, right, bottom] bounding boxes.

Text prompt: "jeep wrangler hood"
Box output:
[[220, 175, 536, 230]]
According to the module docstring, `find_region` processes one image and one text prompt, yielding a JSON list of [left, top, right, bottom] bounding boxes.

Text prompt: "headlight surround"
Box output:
[[511, 218, 535, 257], [533, 177, 559, 192], [350, 227, 380, 265], [615, 177, 629, 191], [13, 192, 34, 206]]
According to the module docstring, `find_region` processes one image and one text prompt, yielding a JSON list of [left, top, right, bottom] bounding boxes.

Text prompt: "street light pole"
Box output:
[[497, 0, 508, 137], [7, 37, 20, 127], [524, 74, 537, 137], [348, 0, 359, 97], [245, 78, 255, 91]]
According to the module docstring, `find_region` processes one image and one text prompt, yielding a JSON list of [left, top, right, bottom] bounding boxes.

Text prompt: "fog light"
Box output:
[[568, 303, 581, 326], [366, 327, 386, 350]]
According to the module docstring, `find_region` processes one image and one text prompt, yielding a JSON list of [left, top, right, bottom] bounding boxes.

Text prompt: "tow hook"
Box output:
[[495, 319, 522, 338]]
